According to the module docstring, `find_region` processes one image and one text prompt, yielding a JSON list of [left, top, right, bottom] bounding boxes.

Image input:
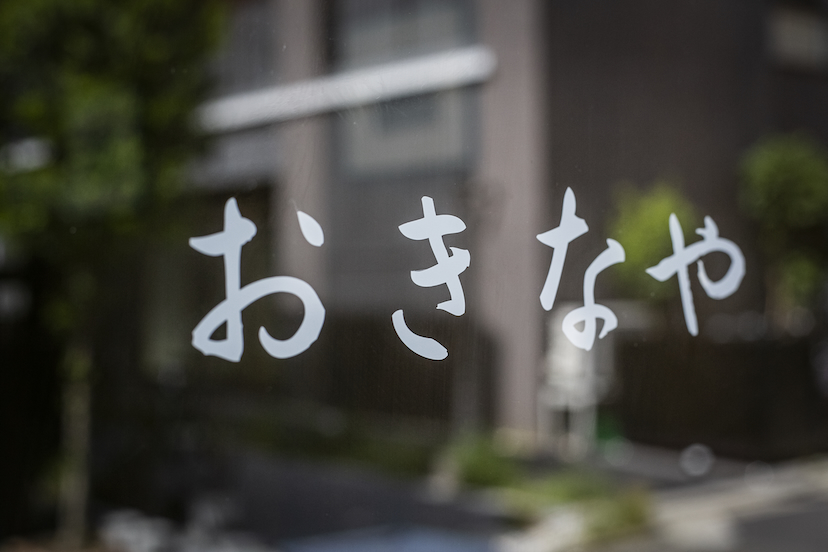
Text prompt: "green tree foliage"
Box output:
[[0, 0, 225, 543], [741, 134, 828, 307], [0, 0, 225, 324], [0, 0, 224, 242], [608, 182, 698, 301]]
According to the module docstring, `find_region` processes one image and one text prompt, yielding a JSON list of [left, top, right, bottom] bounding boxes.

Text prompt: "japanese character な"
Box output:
[[392, 196, 470, 361], [646, 214, 745, 336], [190, 198, 325, 362], [537, 187, 589, 311], [561, 239, 625, 351], [537, 187, 626, 351]]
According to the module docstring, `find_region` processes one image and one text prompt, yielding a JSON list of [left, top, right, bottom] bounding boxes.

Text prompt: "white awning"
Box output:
[[199, 45, 497, 133]]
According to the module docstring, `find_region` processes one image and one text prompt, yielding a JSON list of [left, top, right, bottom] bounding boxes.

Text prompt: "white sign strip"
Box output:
[[199, 45, 497, 133]]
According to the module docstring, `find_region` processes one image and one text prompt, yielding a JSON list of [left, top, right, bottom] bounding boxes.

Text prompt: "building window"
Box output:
[[333, 0, 474, 70], [212, 0, 279, 96], [332, 0, 477, 180], [768, 6, 828, 70]]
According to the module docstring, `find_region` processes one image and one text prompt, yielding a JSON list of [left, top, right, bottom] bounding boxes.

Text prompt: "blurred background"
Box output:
[[4, 0, 828, 550]]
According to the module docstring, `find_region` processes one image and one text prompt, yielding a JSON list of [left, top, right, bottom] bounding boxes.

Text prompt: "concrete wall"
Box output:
[[474, 0, 548, 443]]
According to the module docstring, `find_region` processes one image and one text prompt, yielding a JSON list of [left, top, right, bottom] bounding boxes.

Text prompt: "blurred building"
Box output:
[[144, 0, 548, 447], [134, 0, 828, 460], [9, 0, 828, 544]]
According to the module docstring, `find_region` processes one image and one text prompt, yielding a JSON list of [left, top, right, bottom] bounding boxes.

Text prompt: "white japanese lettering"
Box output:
[[190, 198, 325, 361], [646, 214, 745, 336], [394, 196, 469, 360]]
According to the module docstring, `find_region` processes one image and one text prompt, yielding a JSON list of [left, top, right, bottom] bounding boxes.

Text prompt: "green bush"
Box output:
[[449, 434, 520, 488], [586, 488, 650, 542], [741, 134, 828, 307], [742, 134, 828, 245], [609, 182, 698, 301]]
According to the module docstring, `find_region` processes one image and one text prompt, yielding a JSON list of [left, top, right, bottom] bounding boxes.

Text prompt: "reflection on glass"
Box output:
[[3, 1, 828, 551]]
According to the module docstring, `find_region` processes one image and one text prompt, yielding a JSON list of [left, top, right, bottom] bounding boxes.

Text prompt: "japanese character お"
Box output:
[[190, 198, 325, 361]]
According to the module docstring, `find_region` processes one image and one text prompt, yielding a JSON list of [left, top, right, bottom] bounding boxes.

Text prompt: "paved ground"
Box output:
[[88, 445, 828, 551], [280, 526, 494, 552], [222, 448, 828, 551], [585, 468, 828, 552], [735, 496, 828, 552], [227, 452, 508, 544]]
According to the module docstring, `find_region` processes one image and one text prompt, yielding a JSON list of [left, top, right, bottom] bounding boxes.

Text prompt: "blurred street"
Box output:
[[5, 0, 828, 550], [88, 444, 828, 552]]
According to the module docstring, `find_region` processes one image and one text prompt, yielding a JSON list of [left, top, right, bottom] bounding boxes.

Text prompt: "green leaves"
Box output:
[[741, 134, 828, 307], [61, 74, 143, 217], [0, 0, 225, 339], [0, 0, 224, 240], [609, 182, 698, 301], [741, 134, 828, 248]]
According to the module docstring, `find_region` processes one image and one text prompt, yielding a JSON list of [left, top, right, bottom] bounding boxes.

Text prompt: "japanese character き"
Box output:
[[190, 198, 325, 362], [392, 196, 470, 360]]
